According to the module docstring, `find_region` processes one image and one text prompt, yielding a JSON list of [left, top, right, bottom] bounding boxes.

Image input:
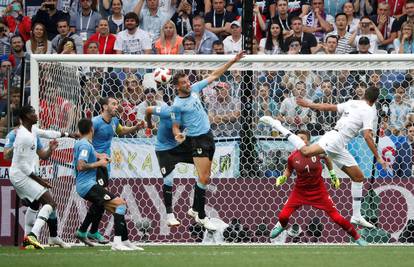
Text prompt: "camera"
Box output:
[[361, 22, 370, 27], [44, 3, 55, 9]]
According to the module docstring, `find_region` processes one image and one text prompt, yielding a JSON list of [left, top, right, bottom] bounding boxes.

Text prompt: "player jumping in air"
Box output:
[[74, 118, 143, 251], [145, 104, 194, 227], [171, 50, 245, 231], [269, 130, 368, 246], [260, 86, 387, 228], [10, 106, 61, 249], [75, 96, 145, 245]]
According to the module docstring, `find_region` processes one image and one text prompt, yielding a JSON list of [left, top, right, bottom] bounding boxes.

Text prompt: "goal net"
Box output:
[[30, 54, 414, 244]]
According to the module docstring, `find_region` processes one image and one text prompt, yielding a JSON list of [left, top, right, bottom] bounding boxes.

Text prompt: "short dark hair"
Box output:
[[172, 72, 187, 86], [99, 97, 115, 108], [78, 118, 93, 135], [19, 105, 34, 120], [407, 0, 414, 5], [124, 12, 139, 25], [335, 12, 347, 21], [212, 40, 223, 47], [353, 82, 367, 89], [296, 129, 311, 141], [290, 16, 302, 24], [364, 86, 380, 103], [56, 19, 69, 27], [325, 35, 338, 42]]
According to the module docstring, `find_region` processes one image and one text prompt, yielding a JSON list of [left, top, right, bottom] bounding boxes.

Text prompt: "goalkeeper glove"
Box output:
[[329, 170, 340, 189], [276, 175, 287, 187]]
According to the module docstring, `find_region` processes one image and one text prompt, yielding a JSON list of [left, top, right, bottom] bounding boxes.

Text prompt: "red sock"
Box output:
[[328, 210, 360, 240]]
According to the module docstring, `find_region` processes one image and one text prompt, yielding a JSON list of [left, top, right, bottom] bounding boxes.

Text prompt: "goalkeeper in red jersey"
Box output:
[[270, 130, 367, 246]]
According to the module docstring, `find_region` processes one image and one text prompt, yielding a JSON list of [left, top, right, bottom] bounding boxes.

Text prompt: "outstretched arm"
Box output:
[[206, 51, 245, 84], [296, 98, 337, 112], [37, 139, 58, 160], [363, 129, 388, 169], [145, 107, 155, 129]]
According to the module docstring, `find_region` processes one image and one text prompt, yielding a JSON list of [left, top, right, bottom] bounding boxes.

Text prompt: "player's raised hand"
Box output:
[[296, 98, 312, 108], [49, 139, 58, 151], [329, 170, 340, 189], [136, 119, 146, 130], [232, 50, 246, 63], [377, 157, 389, 170], [275, 175, 287, 187]]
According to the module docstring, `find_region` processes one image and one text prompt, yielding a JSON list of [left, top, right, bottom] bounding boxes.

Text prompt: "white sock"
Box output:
[[31, 204, 53, 237], [24, 207, 39, 236], [113, 236, 122, 244], [288, 135, 306, 150], [167, 213, 175, 220], [351, 181, 363, 218]]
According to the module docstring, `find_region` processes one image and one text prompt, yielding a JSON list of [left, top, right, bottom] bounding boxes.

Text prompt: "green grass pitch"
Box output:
[[1, 245, 414, 267]]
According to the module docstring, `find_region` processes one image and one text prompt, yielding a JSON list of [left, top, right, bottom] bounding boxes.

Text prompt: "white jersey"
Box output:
[[34, 126, 61, 139], [10, 126, 39, 181], [334, 100, 377, 143]]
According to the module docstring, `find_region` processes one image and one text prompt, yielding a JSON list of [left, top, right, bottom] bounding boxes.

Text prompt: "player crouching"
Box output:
[[269, 130, 368, 246], [74, 118, 143, 251]]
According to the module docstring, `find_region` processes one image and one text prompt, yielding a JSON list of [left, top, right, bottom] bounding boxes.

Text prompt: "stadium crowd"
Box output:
[[0, 0, 413, 150]]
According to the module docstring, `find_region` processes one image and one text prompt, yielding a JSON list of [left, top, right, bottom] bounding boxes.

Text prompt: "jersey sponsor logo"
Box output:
[[80, 149, 88, 157], [103, 194, 111, 200]]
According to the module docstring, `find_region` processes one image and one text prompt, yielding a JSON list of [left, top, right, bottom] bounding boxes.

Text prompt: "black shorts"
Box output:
[[84, 185, 116, 206], [96, 166, 109, 187], [187, 130, 216, 160], [156, 142, 194, 177]]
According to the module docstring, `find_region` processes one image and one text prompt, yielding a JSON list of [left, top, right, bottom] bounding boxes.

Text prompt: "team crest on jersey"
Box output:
[[197, 148, 203, 154], [103, 194, 111, 200]]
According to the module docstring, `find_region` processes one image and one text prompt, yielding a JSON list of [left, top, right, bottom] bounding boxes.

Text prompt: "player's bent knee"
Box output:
[[199, 176, 210, 185]]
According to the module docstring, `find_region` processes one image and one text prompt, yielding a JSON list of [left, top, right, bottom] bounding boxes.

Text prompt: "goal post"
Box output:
[[30, 54, 414, 244]]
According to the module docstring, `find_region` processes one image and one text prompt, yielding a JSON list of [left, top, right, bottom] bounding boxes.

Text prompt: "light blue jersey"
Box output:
[[172, 79, 210, 137], [152, 106, 178, 151], [92, 115, 120, 155], [5, 129, 43, 150], [73, 138, 97, 197]]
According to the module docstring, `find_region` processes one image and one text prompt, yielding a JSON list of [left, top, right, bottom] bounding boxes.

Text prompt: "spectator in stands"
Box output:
[[33, 0, 70, 40], [134, 0, 169, 44], [105, 0, 125, 34], [0, 22, 11, 56], [272, 0, 294, 34], [249, 0, 266, 42], [286, 37, 302, 54], [378, 0, 405, 18], [135, 87, 166, 136], [394, 22, 414, 54], [0, 60, 13, 112], [353, 0, 376, 17], [315, 34, 337, 54], [208, 82, 241, 137], [26, 23, 53, 54], [286, 16, 317, 54], [278, 81, 311, 131], [287, 0, 310, 18], [327, 13, 353, 54], [70, 0, 102, 41], [204, 0, 236, 40], [372, 2, 396, 52], [313, 80, 337, 132], [84, 18, 116, 54], [353, 82, 367, 100], [8, 35, 28, 80], [181, 35, 196, 54], [302, 0, 334, 42], [392, 0, 414, 33], [114, 12, 152, 54], [57, 37, 77, 54], [259, 21, 284, 54], [349, 17, 384, 54], [342, 2, 359, 34], [86, 40, 99, 54], [185, 15, 219, 54], [52, 19, 84, 54], [349, 36, 371, 54], [154, 20, 183, 55], [120, 75, 144, 127], [390, 86, 412, 132], [2, 1, 31, 42], [261, 0, 276, 19], [212, 40, 225, 54], [171, 0, 193, 37], [324, 0, 347, 17], [254, 82, 278, 118], [180, 0, 206, 16], [223, 21, 243, 54]]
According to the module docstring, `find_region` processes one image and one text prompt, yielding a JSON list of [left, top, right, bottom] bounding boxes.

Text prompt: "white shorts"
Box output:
[[10, 176, 48, 203], [317, 130, 358, 168]]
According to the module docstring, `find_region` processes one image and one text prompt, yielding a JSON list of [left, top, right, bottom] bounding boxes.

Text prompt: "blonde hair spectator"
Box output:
[[154, 20, 183, 55]]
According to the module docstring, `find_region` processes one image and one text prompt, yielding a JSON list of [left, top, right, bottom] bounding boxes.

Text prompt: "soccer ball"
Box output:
[[153, 67, 172, 84]]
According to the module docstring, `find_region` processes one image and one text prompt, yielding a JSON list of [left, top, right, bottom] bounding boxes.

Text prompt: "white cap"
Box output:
[[230, 20, 241, 27]]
